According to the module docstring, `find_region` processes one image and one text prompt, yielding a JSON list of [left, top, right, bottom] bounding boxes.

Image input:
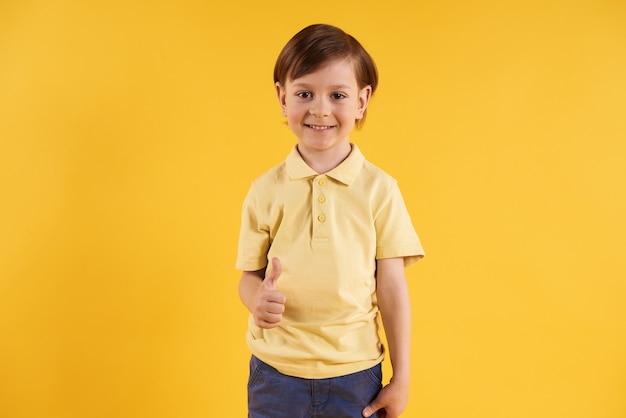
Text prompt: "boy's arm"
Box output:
[[238, 258, 286, 329], [239, 269, 264, 309], [363, 257, 411, 418]]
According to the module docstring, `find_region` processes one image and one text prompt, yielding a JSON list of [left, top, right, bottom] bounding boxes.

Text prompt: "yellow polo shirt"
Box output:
[[236, 144, 424, 379]]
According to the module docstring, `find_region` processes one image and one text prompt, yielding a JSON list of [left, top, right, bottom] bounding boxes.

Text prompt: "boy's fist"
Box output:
[[252, 257, 286, 329]]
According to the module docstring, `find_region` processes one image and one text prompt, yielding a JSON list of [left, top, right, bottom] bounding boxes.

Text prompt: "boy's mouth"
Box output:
[[305, 124, 334, 130]]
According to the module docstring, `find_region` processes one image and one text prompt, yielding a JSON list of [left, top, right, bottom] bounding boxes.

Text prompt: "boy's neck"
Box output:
[[296, 142, 353, 174]]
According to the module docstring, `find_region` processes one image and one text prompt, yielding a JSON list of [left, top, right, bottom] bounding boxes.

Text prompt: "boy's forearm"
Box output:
[[239, 269, 265, 312], [376, 257, 412, 383], [379, 299, 412, 383]]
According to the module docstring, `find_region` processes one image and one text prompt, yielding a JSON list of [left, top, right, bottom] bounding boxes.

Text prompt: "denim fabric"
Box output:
[[248, 356, 382, 418]]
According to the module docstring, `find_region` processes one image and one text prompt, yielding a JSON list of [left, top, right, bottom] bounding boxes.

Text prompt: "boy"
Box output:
[[237, 24, 424, 418]]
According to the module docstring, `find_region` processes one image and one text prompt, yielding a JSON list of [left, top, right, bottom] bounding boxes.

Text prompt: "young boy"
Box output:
[[237, 24, 424, 418]]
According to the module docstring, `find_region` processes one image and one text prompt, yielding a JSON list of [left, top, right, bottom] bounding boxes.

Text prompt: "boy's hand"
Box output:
[[252, 257, 286, 329], [362, 377, 409, 418]]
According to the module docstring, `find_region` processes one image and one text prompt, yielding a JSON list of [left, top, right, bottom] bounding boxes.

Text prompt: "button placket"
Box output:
[[312, 176, 329, 241]]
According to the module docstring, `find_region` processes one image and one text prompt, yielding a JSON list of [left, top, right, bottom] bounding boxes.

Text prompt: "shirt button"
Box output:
[[317, 214, 326, 222], [318, 195, 326, 203], [318, 179, 327, 186]]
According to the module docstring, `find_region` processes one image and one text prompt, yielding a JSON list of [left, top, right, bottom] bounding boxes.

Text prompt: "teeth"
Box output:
[[307, 124, 332, 130]]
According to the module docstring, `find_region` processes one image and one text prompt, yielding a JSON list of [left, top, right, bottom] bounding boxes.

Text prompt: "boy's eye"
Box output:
[[296, 91, 312, 99], [331, 93, 346, 100]]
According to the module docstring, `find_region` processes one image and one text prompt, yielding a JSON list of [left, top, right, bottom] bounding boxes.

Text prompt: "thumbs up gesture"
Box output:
[[252, 257, 286, 329]]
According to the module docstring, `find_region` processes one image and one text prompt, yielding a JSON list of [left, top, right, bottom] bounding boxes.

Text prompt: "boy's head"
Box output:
[[274, 24, 378, 128]]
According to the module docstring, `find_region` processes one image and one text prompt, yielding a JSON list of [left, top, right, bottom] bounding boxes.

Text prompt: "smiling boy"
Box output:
[[237, 24, 425, 418]]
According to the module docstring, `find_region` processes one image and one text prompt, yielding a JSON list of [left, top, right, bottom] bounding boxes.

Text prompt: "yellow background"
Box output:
[[1, 0, 625, 417]]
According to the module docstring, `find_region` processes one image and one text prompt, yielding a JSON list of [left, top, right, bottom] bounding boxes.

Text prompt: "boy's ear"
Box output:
[[356, 85, 372, 119], [276, 82, 287, 116]]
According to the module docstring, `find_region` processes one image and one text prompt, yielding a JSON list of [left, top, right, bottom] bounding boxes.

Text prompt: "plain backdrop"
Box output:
[[1, 0, 625, 417]]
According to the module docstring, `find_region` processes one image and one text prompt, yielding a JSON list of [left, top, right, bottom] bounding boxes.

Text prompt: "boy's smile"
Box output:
[[276, 58, 371, 168], [305, 124, 334, 130]]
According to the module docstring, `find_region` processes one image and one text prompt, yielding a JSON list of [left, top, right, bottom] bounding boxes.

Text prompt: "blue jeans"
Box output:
[[248, 356, 383, 418]]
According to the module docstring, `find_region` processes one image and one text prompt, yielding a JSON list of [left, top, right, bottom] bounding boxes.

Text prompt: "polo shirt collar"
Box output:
[[285, 143, 365, 186]]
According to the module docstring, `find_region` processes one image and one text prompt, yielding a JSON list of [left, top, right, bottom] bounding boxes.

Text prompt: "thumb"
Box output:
[[362, 401, 381, 418], [264, 257, 282, 289]]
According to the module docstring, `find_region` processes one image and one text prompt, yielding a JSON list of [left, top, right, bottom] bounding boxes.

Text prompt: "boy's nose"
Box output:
[[309, 98, 331, 117]]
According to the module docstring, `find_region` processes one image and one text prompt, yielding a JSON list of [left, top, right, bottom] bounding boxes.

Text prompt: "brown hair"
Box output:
[[274, 24, 378, 128]]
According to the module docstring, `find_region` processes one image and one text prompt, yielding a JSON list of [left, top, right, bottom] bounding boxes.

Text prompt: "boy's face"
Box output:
[[276, 58, 371, 158]]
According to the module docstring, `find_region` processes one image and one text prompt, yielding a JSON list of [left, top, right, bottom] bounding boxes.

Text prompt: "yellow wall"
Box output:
[[1, 0, 625, 417]]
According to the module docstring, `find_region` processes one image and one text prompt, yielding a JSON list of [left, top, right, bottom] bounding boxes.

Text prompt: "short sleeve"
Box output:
[[236, 184, 270, 271], [375, 181, 425, 267]]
